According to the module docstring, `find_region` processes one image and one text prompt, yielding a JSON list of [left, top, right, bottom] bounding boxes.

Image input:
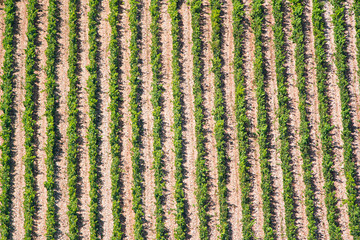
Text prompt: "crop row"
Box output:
[[289, 0, 318, 238], [330, 0, 360, 238], [23, 0, 39, 238], [108, 0, 124, 239], [66, 0, 80, 238], [311, 0, 342, 238], [0, 0, 16, 239], [271, 0, 297, 238], [209, 0, 230, 238], [87, 0, 101, 239], [129, 0, 145, 237], [44, 0, 59, 238], [190, 0, 210, 238], [150, 0, 167, 238], [251, 0, 275, 238], [232, 0, 253, 239], [168, 0, 187, 238]]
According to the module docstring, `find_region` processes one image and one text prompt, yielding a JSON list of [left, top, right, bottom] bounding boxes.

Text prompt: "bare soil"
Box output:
[[12, 0, 28, 238], [323, 2, 352, 239]]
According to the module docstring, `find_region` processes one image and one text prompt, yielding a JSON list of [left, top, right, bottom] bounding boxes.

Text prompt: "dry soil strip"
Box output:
[[33, 0, 49, 238], [159, 0, 177, 237], [118, 0, 134, 237], [283, 0, 308, 237], [55, 0, 70, 237], [302, 0, 329, 238], [0, 6, 5, 78], [12, 0, 28, 238], [77, 0, 91, 238], [242, 0, 264, 237], [323, 2, 352, 239], [179, 1, 200, 238], [139, 0, 156, 236], [97, 0, 113, 238], [221, 0, 243, 238], [262, 0, 287, 237]]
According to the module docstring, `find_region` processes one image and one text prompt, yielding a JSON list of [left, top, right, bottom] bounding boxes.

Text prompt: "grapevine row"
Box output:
[[168, 0, 187, 237], [87, 0, 101, 238], [232, 0, 254, 238], [251, 0, 276, 238], [0, 0, 16, 238], [190, 0, 210, 238], [108, 0, 124, 238], [311, 0, 342, 238], [23, 0, 39, 238], [271, 0, 297, 238], [66, 0, 81, 238], [129, 0, 145, 236], [289, 0, 318, 238], [150, 0, 167, 238], [209, 0, 230, 238], [44, 0, 59, 238], [330, 0, 360, 238]]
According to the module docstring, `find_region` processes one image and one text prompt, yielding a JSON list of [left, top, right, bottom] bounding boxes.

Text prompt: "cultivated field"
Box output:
[[0, 0, 360, 239]]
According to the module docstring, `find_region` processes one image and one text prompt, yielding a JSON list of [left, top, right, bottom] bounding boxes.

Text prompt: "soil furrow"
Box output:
[[302, 0, 329, 238], [139, 0, 156, 236], [263, 0, 287, 237], [323, 2, 352, 238], [242, 0, 264, 237], [77, 0, 91, 238], [97, 0, 113, 238], [118, 0, 134, 237], [12, 0, 28, 238], [159, 0, 177, 237], [222, 0, 242, 238], [55, 0, 70, 237], [179, 1, 200, 238], [283, 0, 308, 237]]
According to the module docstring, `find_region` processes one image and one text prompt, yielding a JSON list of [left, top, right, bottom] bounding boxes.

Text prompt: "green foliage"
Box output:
[[66, 0, 80, 238], [129, 0, 145, 237], [108, 0, 124, 239], [289, 0, 318, 238], [87, 0, 101, 238], [0, 0, 16, 239], [45, 0, 59, 238], [209, 0, 230, 238], [251, 0, 275, 238], [271, 0, 297, 238], [312, 0, 342, 238], [168, 0, 187, 238], [330, 0, 360, 238], [150, 0, 167, 238], [232, 0, 254, 238], [191, 0, 210, 238], [23, 1, 39, 238]]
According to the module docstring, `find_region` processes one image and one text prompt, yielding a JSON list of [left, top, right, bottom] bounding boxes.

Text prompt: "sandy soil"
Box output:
[[221, 0, 243, 238], [302, 0, 330, 238], [283, 1, 308, 238], [262, 0, 287, 237], [118, 0, 135, 237], [200, 0, 220, 239], [33, 0, 49, 238], [159, 0, 177, 237], [323, 2, 352, 239], [77, 0, 91, 238], [179, 0, 200, 238], [241, 0, 265, 237], [12, 0, 28, 238], [55, 0, 70, 238], [97, 0, 113, 238]]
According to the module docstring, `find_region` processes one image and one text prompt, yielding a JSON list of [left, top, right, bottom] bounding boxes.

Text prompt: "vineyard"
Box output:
[[1, 0, 360, 238]]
